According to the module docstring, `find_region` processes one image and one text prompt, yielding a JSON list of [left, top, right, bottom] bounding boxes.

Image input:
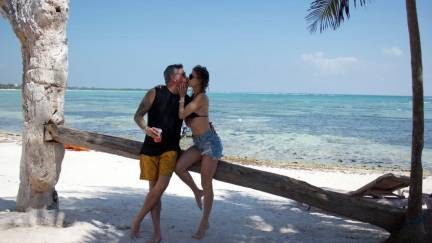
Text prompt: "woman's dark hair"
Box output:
[[192, 65, 209, 93]]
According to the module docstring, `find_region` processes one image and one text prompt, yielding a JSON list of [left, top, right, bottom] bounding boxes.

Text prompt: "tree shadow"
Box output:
[[48, 186, 389, 243], [217, 189, 389, 243]]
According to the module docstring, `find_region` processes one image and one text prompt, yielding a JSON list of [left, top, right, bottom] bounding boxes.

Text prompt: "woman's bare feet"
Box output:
[[130, 217, 141, 238], [192, 220, 209, 240], [146, 233, 162, 243], [194, 190, 204, 210]]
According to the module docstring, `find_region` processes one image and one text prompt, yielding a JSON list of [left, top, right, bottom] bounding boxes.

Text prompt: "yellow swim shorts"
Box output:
[[139, 151, 178, 181]]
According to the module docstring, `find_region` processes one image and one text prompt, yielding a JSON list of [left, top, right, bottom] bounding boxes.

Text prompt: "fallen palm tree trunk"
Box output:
[[45, 124, 410, 232]]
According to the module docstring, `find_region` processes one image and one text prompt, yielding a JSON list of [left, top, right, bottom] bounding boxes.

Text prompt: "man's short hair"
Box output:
[[164, 64, 183, 84]]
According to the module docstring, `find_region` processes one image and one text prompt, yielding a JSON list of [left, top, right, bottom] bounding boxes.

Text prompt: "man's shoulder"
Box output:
[[146, 85, 165, 95], [153, 85, 166, 91]]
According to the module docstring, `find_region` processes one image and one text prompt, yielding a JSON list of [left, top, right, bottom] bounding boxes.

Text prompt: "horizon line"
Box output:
[[2, 87, 431, 97]]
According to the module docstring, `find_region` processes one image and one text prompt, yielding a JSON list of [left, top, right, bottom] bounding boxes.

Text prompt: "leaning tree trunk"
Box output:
[[388, 0, 426, 242], [0, 0, 69, 211]]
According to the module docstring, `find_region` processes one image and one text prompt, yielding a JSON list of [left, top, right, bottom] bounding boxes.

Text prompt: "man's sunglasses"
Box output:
[[176, 71, 186, 77]]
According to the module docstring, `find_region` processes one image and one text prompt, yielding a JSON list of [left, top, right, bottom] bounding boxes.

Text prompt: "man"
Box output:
[[131, 64, 187, 242]]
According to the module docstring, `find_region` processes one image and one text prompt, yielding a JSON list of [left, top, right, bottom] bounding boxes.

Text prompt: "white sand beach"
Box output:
[[1, 140, 431, 243]]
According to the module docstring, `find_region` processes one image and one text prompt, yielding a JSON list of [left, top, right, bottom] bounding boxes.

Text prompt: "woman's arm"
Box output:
[[177, 83, 205, 120], [179, 95, 204, 120]]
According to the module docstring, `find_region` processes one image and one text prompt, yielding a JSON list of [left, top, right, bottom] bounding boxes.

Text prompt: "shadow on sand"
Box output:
[[1, 186, 389, 243]]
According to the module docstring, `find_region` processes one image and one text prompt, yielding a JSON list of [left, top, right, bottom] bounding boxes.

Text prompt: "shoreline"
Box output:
[[2, 89, 432, 97], [223, 155, 422, 176], [0, 131, 21, 144], [2, 131, 429, 176]]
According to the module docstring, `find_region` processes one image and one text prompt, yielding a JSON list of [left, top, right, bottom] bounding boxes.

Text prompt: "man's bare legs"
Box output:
[[149, 180, 162, 243], [175, 147, 204, 209], [131, 176, 171, 242], [193, 155, 219, 239]]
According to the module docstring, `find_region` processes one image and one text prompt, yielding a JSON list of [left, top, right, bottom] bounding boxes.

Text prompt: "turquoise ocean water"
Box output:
[[1, 89, 431, 170]]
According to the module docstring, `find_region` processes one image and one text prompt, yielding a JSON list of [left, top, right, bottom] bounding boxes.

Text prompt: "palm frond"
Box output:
[[306, 0, 367, 33]]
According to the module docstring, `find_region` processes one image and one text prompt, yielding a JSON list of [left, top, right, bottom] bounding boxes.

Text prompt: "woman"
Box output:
[[176, 65, 223, 239]]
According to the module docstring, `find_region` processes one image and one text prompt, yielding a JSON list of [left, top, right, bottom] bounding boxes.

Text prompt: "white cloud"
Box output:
[[382, 47, 403, 57], [301, 52, 358, 75]]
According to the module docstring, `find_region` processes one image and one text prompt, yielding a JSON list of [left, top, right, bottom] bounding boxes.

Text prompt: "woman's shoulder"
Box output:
[[194, 92, 208, 100], [195, 93, 209, 104]]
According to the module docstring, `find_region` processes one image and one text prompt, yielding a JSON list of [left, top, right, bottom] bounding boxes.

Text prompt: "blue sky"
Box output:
[[0, 0, 431, 95]]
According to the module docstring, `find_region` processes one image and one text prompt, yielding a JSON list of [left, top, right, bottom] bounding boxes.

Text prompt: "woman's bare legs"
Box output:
[[175, 146, 204, 209], [192, 155, 219, 239]]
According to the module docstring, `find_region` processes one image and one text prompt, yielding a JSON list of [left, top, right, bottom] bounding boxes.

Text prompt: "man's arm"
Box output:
[[134, 88, 156, 134]]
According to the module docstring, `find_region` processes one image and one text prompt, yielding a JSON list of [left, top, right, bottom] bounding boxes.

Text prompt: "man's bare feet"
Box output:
[[194, 190, 204, 210], [130, 217, 141, 239], [146, 233, 162, 243], [192, 220, 209, 240]]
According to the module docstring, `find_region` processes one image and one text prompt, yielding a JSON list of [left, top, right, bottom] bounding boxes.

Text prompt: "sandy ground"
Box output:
[[1, 141, 431, 243]]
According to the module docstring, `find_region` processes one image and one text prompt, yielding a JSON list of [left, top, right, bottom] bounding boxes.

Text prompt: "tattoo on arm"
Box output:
[[134, 89, 155, 131]]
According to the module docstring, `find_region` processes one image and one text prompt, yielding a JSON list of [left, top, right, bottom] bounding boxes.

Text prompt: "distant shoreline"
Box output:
[[0, 84, 148, 91], [2, 88, 432, 97], [0, 87, 149, 91], [66, 87, 148, 91], [2, 83, 432, 96]]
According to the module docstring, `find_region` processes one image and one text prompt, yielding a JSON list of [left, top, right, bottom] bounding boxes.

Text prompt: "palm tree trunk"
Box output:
[[0, 0, 69, 211], [387, 0, 426, 242], [406, 0, 424, 222]]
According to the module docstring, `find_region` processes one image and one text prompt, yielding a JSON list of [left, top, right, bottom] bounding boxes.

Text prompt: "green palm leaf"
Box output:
[[306, 0, 368, 33]]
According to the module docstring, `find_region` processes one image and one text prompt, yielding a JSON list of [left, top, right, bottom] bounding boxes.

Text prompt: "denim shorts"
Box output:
[[192, 129, 223, 160]]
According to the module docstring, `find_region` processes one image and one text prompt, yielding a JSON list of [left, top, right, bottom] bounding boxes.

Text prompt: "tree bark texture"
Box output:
[[387, 1, 427, 242], [0, 0, 69, 211]]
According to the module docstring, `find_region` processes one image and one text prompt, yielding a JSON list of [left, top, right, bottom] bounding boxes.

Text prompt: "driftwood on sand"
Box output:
[[43, 124, 430, 235]]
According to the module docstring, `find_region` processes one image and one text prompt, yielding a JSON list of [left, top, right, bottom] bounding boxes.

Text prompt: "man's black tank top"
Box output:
[[140, 85, 186, 156]]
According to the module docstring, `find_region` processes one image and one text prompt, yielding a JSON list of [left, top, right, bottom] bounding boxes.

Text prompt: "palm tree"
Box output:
[[306, 0, 425, 242], [0, 0, 69, 211]]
